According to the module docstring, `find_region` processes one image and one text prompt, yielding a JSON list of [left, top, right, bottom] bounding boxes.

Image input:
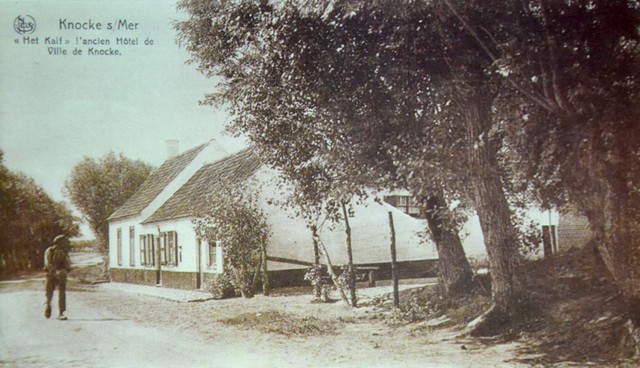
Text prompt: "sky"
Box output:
[[1, 1, 246, 238]]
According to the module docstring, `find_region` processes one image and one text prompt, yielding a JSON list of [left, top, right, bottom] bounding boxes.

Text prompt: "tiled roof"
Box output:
[[108, 144, 207, 221], [142, 148, 263, 224]]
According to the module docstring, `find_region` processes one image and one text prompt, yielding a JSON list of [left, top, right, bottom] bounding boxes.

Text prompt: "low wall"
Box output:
[[110, 268, 198, 289], [110, 259, 438, 291], [110, 268, 157, 286], [357, 259, 438, 280], [269, 259, 438, 288], [160, 270, 198, 290]]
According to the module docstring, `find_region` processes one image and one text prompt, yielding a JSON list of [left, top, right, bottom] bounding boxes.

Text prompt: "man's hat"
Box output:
[[53, 234, 66, 244]]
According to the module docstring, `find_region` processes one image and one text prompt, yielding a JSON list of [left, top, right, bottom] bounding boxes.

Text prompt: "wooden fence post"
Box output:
[[388, 212, 399, 308], [342, 202, 357, 308]]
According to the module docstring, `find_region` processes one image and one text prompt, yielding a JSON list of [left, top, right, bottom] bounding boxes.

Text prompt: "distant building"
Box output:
[[557, 207, 593, 251], [383, 192, 421, 218]]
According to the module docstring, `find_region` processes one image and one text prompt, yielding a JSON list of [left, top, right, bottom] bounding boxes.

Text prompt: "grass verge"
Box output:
[[220, 310, 337, 336]]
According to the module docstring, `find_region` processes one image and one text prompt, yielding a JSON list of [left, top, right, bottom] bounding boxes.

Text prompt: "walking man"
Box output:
[[44, 234, 71, 320]]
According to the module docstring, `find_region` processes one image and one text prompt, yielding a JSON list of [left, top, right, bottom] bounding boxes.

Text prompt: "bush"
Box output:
[[205, 273, 238, 299], [304, 265, 331, 302], [193, 182, 270, 298]]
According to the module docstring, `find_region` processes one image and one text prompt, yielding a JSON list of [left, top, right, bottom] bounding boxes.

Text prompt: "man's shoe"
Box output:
[[58, 314, 67, 320], [45, 305, 51, 319]]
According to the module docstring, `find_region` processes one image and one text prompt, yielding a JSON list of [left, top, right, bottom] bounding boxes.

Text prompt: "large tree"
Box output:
[[176, 0, 476, 301], [177, 0, 640, 342], [462, 0, 640, 345], [0, 152, 79, 276], [64, 152, 153, 269]]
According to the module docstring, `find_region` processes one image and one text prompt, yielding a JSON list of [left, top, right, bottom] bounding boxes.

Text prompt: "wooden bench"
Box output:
[[355, 266, 379, 288]]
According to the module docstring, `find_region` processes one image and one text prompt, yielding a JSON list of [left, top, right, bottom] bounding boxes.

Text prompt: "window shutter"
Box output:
[[140, 235, 146, 266], [129, 227, 135, 266], [174, 232, 180, 265], [148, 235, 155, 267], [117, 228, 122, 266], [167, 232, 174, 266]]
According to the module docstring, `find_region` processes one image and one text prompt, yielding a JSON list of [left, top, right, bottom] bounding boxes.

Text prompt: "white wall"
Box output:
[[139, 218, 199, 272], [108, 216, 143, 269], [458, 207, 559, 260], [109, 158, 560, 275], [109, 217, 200, 272], [250, 168, 438, 271]]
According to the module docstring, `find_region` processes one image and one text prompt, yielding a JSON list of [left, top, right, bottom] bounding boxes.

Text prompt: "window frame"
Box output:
[[159, 233, 167, 265], [129, 226, 135, 266], [116, 228, 122, 266], [158, 231, 180, 267], [145, 234, 155, 267], [140, 235, 147, 266], [207, 240, 222, 272]]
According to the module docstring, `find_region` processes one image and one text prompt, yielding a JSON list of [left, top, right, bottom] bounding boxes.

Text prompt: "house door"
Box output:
[[196, 237, 203, 289]]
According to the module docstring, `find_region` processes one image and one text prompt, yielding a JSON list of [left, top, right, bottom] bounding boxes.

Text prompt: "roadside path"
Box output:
[[0, 279, 526, 368], [0, 284, 278, 368]]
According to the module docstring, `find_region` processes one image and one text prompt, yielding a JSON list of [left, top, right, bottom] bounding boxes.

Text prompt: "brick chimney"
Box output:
[[165, 140, 179, 159]]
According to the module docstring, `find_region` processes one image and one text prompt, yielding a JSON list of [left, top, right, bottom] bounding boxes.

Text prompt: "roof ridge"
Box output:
[[108, 142, 210, 221], [141, 146, 263, 224]]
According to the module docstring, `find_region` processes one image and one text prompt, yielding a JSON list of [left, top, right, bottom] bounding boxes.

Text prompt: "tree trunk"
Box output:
[[578, 152, 640, 354], [94, 227, 111, 281], [462, 95, 522, 336], [260, 242, 270, 296], [236, 267, 254, 299], [388, 212, 400, 308], [342, 202, 357, 308], [585, 201, 640, 354], [423, 194, 475, 296], [312, 225, 322, 300], [251, 253, 262, 293], [316, 235, 351, 306]]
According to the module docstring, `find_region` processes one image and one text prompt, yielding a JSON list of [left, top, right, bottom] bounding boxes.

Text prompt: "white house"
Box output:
[[107, 141, 444, 289]]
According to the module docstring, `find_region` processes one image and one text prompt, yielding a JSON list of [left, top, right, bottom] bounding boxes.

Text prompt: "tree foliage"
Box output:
[[192, 182, 271, 298], [0, 151, 79, 276], [176, 0, 640, 340], [176, 0, 476, 300], [478, 0, 640, 338], [64, 152, 153, 260]]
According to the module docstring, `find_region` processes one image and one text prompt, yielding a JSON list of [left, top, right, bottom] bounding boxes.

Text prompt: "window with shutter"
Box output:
[[159, 233, 167, 265], [116, 228, 122, 266], [146, 235, 155, 267]]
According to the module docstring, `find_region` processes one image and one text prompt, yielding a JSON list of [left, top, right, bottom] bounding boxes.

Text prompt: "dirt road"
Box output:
[[0, 279, 526, 368], [0, 282, 276, 368]]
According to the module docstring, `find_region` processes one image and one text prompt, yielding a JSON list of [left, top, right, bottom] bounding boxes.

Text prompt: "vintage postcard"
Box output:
[[1, 1, 637, 367]]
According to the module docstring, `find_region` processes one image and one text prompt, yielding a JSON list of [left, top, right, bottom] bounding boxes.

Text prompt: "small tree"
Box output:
[[193, 182, 271, 298], [65, 152, 153, 273]]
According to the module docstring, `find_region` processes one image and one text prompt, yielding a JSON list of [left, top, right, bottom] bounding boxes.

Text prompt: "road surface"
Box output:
[[0, 281, 276, 368], [0, 278, 526, 368]]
